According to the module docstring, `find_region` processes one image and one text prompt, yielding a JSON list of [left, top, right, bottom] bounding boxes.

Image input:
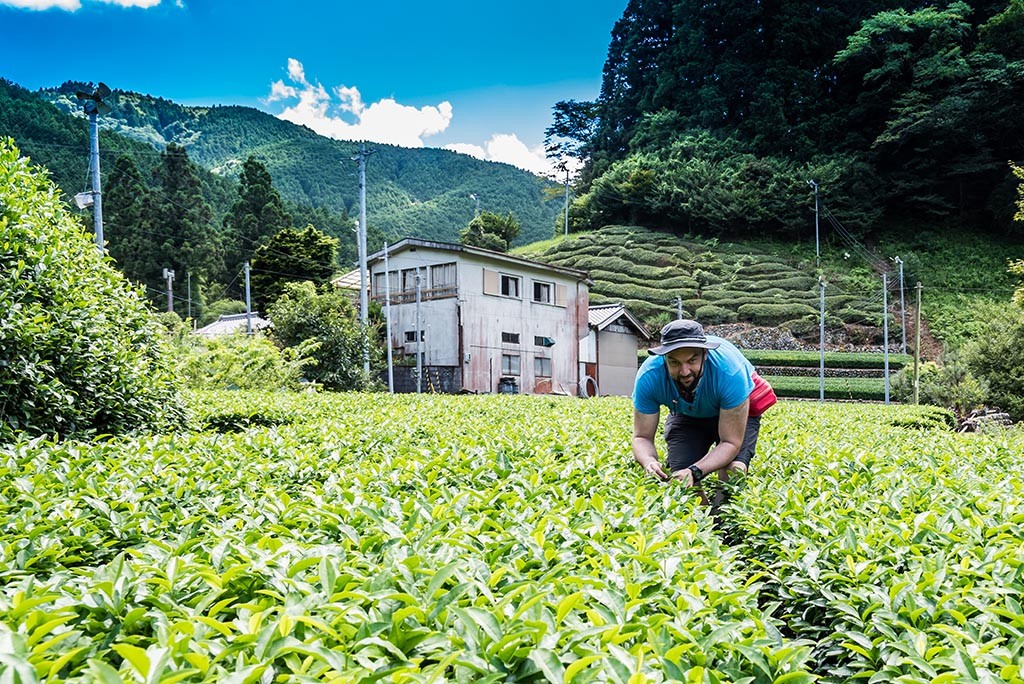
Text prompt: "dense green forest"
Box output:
[[548, 0, 1024, 239], [32, 82, 562, 245]]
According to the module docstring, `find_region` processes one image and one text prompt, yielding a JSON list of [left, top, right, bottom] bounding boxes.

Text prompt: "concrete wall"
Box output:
[[597, 329, 640, 397]]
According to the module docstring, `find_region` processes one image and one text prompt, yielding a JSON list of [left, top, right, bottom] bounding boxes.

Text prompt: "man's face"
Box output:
[[665, 347, 705, 392]]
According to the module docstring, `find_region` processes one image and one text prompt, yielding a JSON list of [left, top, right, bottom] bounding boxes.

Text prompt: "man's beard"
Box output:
[[675, 372, 701, 399]]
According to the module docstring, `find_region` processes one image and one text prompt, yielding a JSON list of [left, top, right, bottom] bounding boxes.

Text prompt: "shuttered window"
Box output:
[[483, 268, 499, 295], [554, 284, 568, 307]]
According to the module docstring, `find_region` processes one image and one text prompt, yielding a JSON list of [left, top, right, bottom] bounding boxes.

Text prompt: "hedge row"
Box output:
[[761, 375, 890, 401], [743, 349, 912, 369]]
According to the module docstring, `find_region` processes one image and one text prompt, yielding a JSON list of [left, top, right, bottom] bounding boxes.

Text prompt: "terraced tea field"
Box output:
[[1, 392, 1021, 682]]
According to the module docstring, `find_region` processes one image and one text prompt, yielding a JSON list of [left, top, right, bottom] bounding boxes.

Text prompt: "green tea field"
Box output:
[[1, 393, 1022, 683]]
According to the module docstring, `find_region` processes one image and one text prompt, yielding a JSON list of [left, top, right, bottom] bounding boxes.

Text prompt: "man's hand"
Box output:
[[671, 468, 697, 487], [642, 459, 669, 481]]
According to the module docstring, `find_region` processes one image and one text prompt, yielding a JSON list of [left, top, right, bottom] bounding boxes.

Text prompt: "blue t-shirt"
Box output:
[[633, 337, 755, 418]]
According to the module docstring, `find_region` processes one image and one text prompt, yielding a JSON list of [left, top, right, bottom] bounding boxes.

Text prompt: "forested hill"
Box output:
[[4, 79, 561, 244], [551, 0, 1024, 240]]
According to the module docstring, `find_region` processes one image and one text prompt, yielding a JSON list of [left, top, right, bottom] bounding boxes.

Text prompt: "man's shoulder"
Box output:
[[634, 358, 667, 385]]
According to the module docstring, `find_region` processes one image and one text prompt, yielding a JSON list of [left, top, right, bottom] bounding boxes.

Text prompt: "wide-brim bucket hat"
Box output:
[[648, 319, 721, 355]]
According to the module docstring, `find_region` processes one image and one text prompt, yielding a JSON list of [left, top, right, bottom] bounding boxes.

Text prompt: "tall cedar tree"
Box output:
[[249, 224, 339, 311], [104, 155, 156, 287], [224, 157, 292, 275], [150, 144, 222, 308]]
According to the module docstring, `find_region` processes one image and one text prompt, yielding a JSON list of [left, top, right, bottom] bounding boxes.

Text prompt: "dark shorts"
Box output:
[[664, 413, 762, 473]]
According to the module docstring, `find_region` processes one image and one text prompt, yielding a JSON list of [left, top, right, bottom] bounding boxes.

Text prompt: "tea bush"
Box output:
[[1, 394, 1020, 682], [0, 138, 184, 441]]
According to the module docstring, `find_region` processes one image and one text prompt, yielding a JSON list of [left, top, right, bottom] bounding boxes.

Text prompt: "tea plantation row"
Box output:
[[1, 392, 1021, 682]]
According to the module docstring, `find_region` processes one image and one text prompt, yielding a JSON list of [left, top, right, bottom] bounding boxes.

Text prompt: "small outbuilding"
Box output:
[[579, 303, 652, 397]]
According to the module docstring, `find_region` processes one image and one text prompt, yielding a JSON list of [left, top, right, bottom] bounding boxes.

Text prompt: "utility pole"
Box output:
[[895, 256, 907, 354], [563, 165, 570, 237], [244, 261, 252, 335], [807, 179, 820, 270], [676, 296, 683, 320], [384, 242, 394, 393], [819, 276, 826, 402], [186, 272, 192, 321], [74, 84, 112, 253], [162, 268, 175, 313], [352, 144, 373, 374], [415, 268, 422, 394], [88, 110, 104, 252], [914, 282, 922, 405], [882, 273, 890, 405]]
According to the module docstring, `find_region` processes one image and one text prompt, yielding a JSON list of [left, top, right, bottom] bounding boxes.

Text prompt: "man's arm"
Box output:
[[632, 409, 668, 481], [672, 399, 749, 485]]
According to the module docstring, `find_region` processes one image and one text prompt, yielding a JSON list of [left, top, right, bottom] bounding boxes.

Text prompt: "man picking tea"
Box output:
[[632, 319, 776, 487]]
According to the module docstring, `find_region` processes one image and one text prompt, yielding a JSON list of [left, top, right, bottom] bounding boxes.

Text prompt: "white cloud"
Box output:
[[265, 58, 567, 177], [98, 0, 161, 6], [1, 0, 81, 9], [445, 134, 559, 178], [266, 58, 453, 149], [266, 80, 297, 103], [1, 0, 167, 9]]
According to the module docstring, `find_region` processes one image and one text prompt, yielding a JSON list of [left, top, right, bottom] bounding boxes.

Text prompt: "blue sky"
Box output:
[[1, 0, 626, 175]]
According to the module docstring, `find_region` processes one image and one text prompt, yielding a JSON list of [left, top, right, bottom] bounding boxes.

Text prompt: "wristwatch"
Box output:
[[687, 464, 704, 484]]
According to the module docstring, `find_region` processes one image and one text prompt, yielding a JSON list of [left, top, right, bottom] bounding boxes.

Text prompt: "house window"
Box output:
[[430, 262, 457, 288], [373, 270, 400, 297], [401, 268, 420, 293], [501, 332, 520, 344], [501, 354, 521, 375], [404, 330, 424, 342], [500, 274, 521, 298], [533, 281, 552, 304], [534, 357, 552, 377]]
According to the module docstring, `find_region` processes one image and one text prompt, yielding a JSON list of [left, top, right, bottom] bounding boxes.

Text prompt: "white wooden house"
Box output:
[[579, 303, 652, 397], [362, 239, 591, 394]]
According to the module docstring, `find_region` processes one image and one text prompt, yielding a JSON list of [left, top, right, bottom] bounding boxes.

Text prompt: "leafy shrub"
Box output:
[[174, 332, 318, 391], [962, 303, 1024, 420], [0, 138, 185, 440], [695, 304, 738, 324], [760, 375, 888, 400], [596, 280, 690, 304], [737, 302, 818, 326], [782, 313, 845, 341], [197, 298, 247, 327], [589, 270, 698, 291], [742, 348, 911, 369], [736, 261, 794, 276], [891, 355, 989, 418], [268, 281, 380, 391]]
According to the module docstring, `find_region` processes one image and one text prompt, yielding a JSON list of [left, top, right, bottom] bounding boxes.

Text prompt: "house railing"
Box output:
[[372, 285, 458, 304]]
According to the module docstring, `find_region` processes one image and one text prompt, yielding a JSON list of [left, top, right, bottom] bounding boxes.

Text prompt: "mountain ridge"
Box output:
[[24, 79, 562, 245]]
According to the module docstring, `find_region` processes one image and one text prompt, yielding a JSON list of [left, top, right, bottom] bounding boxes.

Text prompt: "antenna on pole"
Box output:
[[75, 83, 112, 252]]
